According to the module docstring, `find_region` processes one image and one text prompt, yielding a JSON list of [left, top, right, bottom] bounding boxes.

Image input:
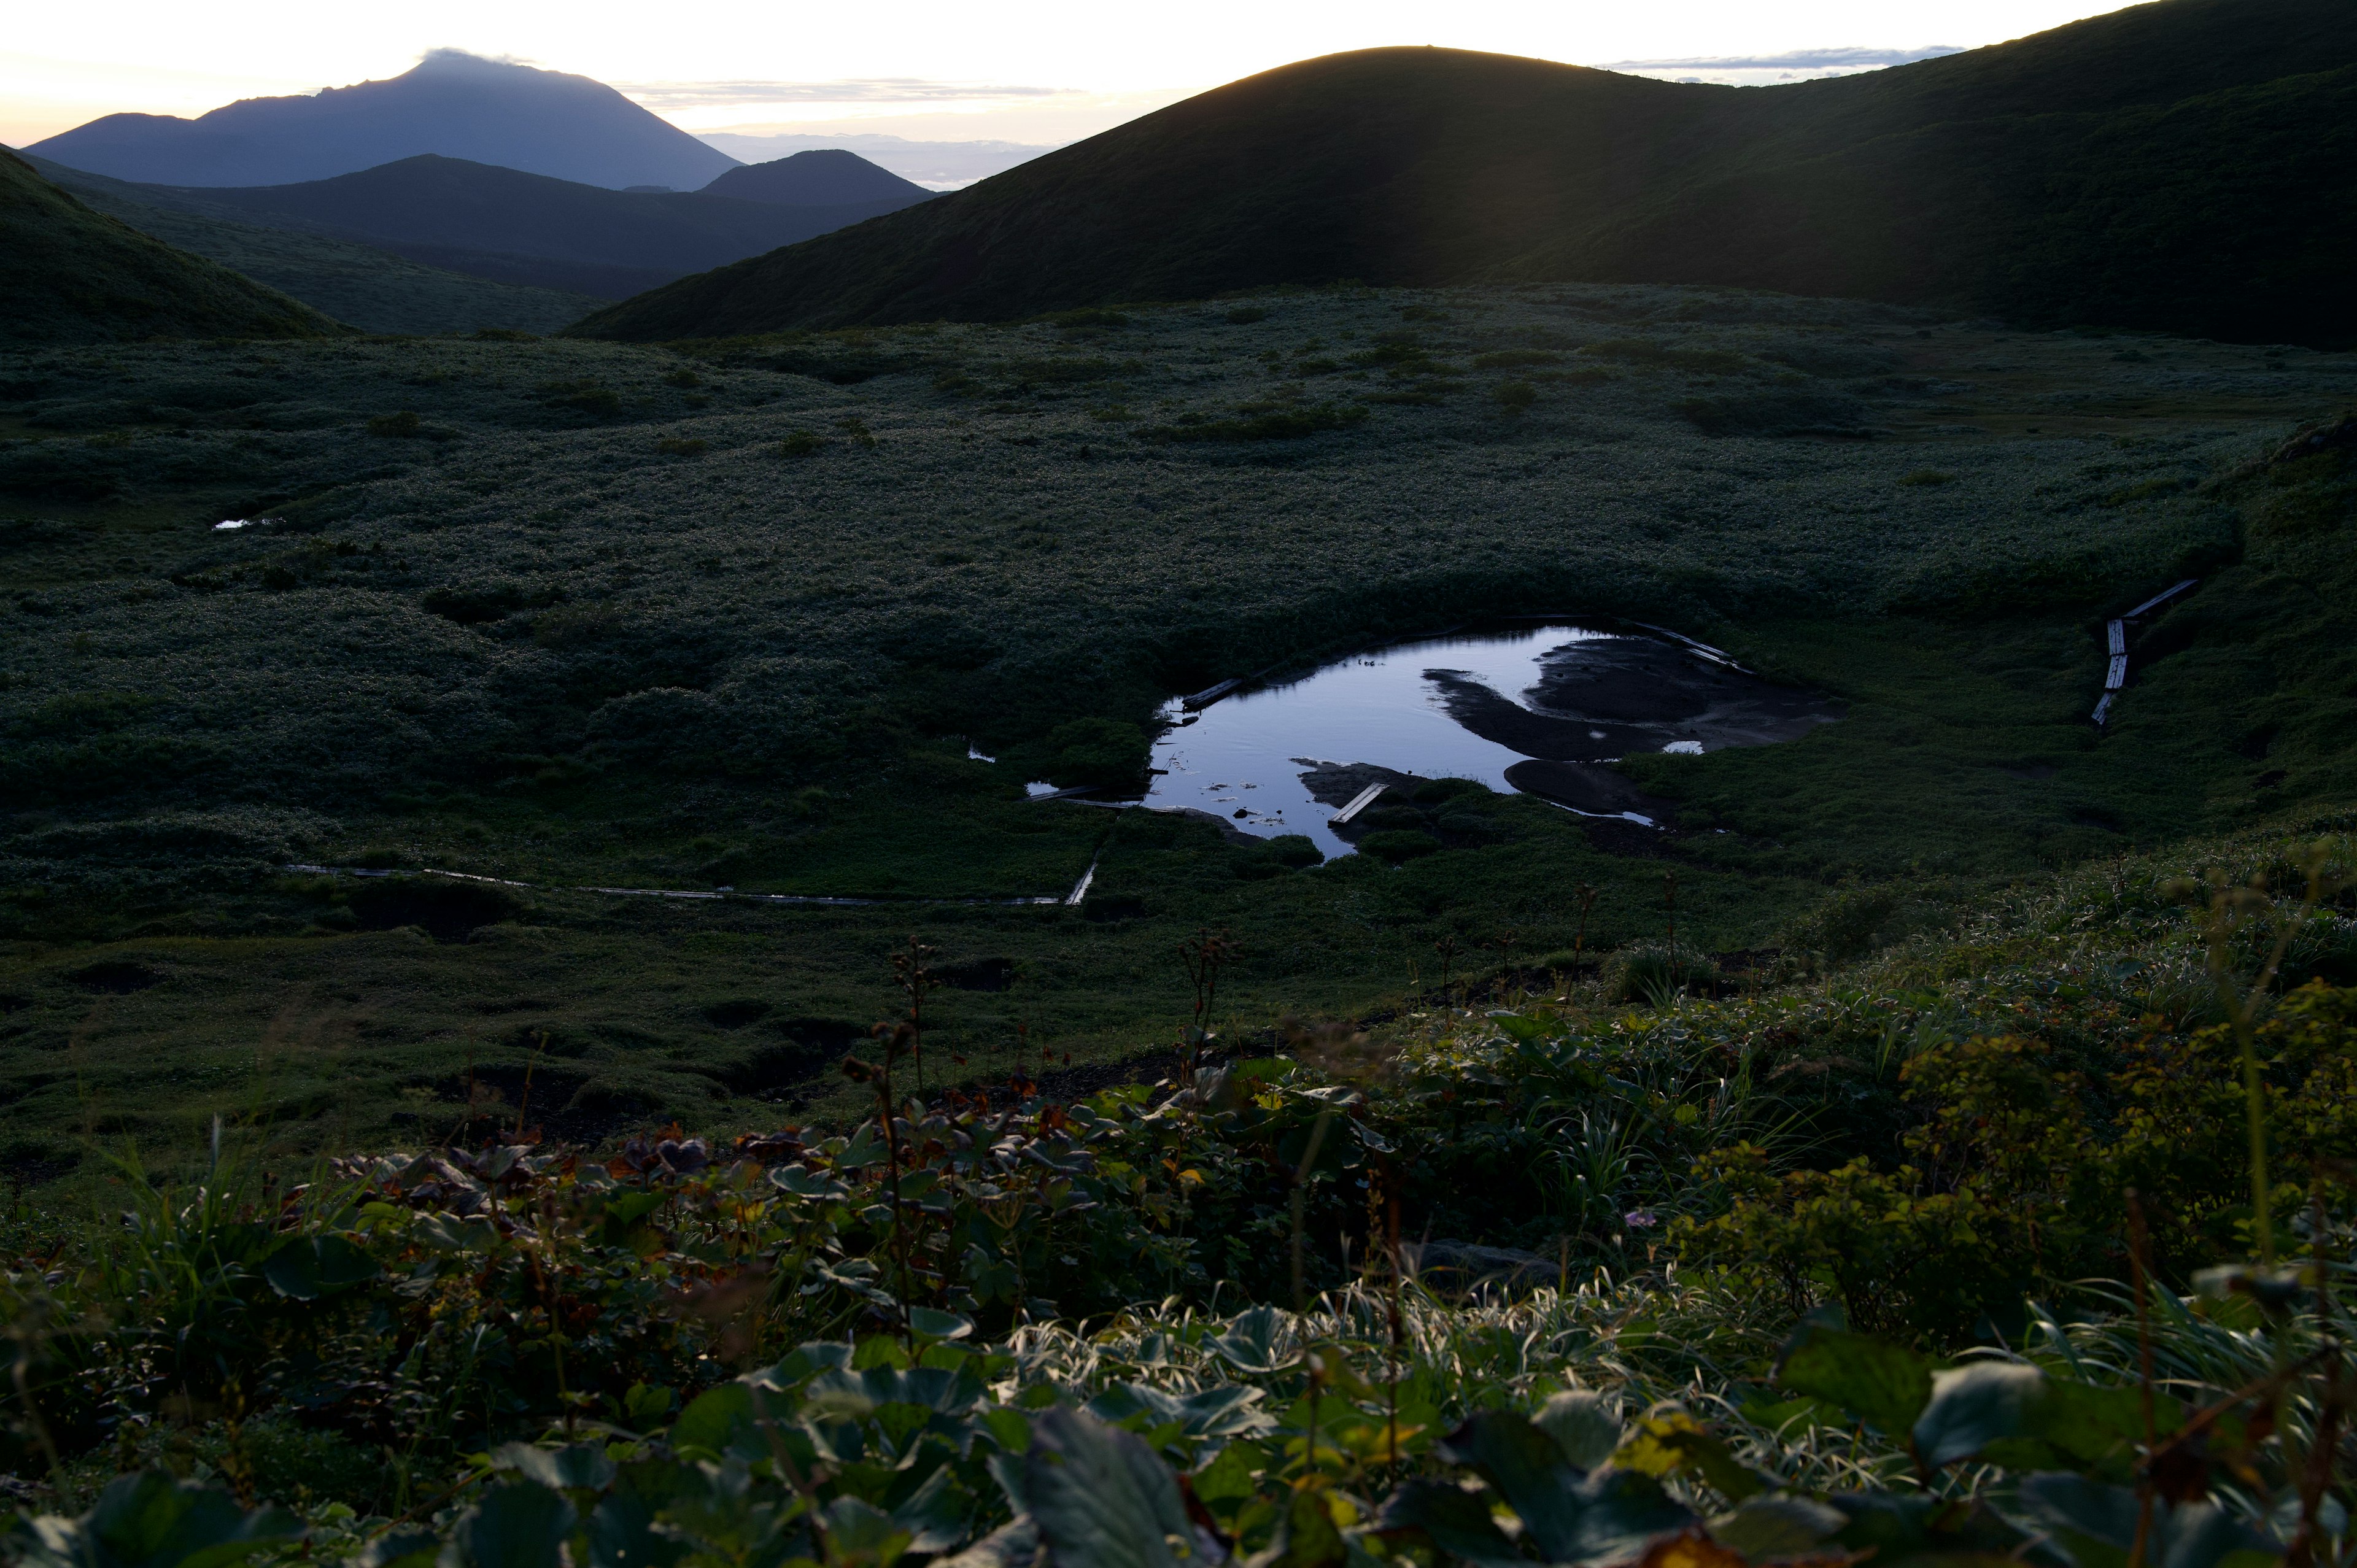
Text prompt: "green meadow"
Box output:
[[3, 282, 2353, 1175]]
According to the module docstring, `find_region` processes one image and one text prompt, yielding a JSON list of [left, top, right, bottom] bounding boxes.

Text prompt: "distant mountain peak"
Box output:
[[412, 47, 534, 74], [700, 149, 931, 207], [28, 50, 738, 191]]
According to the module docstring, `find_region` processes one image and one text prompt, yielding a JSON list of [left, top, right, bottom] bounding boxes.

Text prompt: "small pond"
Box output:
[[1143, 622, 1840, 858]]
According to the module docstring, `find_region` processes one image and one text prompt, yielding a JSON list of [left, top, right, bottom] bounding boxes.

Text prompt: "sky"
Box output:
[[3, 0, 2138, 151]]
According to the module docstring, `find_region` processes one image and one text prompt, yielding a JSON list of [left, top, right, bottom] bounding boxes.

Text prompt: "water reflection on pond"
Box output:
[[1144, 622, 1840, 858]]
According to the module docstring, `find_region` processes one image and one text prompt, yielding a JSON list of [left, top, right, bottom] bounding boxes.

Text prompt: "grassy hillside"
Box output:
[[571, 0, 2356, 346], [23, 155, 601, 336], [2, 282, 2353, 1166], [0, 149, 341, 346]]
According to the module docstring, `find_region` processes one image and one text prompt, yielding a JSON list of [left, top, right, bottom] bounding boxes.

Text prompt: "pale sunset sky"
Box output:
[[4, 0, 2143, 150]]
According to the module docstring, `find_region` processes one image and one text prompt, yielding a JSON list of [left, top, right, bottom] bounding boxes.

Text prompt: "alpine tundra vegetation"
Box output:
[[4, 204, 2357, 1568]]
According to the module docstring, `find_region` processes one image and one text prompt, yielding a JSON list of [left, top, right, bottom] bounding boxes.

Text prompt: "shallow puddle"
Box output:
[[1144, 622, 1840, 857]]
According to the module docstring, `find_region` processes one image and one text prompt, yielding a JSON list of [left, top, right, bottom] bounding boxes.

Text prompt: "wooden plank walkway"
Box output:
[[1331, 783, 1388, 825], [2092, 579, 2199, 726]]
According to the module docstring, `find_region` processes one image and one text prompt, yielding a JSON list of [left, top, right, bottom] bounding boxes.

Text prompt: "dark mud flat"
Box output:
[[1501, 759, 1676, 825], [1429, 635, 1842, 762], [1296, 760, 1428, 810], [1296, 761, 1427, 848]]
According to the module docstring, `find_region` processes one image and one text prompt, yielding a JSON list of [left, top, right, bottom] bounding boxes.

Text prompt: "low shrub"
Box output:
[[1358, 828, 1441, 862], [1040, 716, 1149, 789], [1599, 941, 1719, 1002]]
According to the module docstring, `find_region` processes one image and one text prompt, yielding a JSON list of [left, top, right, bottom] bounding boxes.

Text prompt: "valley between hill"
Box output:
[[1, 282, 2352, 1178]]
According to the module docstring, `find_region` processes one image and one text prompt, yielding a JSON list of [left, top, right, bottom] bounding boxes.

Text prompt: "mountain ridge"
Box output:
[[83, 155, 934, 299], [20, 152, 602, 334], [569, 0, 2357, 346]]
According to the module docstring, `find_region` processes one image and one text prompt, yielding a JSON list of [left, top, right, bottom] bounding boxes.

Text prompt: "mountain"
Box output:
[[573, 0, 2357, 347], [26, 50, 737, 191], [0, 148, 339, 345], [22, 153, 599, 334], [107, 155, 934, 299], [699, 150, 931, 206], [695, 133, 1058, 187]]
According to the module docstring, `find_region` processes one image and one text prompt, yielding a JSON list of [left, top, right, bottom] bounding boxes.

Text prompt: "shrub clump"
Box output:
[[1598, 940, 1719, 1002], [1357, 827, 1441, 862], [1037, 716, 1149, 789]]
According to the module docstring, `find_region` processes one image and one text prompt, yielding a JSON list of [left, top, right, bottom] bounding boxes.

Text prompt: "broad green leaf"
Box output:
[[357, 1527, 441, 1568], [1913, 1364, 2046, 1469], [622, 1385, 676, 1427], [77, 1468, 304, 1568], [1371, 1478, 1522, 1567], [1775, 1324, 1932, 1439], [770, 1164, 852, 1199], [1612, 1406, 1769, 1500], [1534, 1389, 1622, 1470], [1190, 1443, 1263, 1517], [986, 1450, 1031, 1516], [415, 1212, 502, 1253], [1488, 1012, 1550, 1045], [586, 1492, 689, 1568], [749, 1342, 856, 1392], [1209, 1306, 1296, 1375], [933, 1520, 1042, 1568], [888, 1464, 969, 1553], [452, 1481, 577, 1568], [1178, 1386, 1272, 1440], [2024, 1381, 2182, 1478], [824, 1496, 915, 1568], [837, 1126, 889, 1169], [1440, 1412, 1692, 1564], [672, 1382, 760, 1459], [1708, 1496, 1846, 1558], [1026, 1405, 1199, 1568], [1251, 1478, 1349, 1568], [2016, 1474, 2282, 1568], [979, 1407, 1032, 1455], [260, 1235, 381, 1300], [909, 1307, 975, 1342], [1824, 1491, 2035, 1566], [496, 1443, 617, 1494], [602, 1191, 665, 1227]]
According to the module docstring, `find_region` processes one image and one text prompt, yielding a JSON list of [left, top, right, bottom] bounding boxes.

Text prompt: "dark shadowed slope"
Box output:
[[700, 149, 932, 207], [23, 153, 600, 334], [122, 156, 935, 299], [0, 149, 340, 344], [27, 50, 737, 191], [571, 0, 2357, 347]]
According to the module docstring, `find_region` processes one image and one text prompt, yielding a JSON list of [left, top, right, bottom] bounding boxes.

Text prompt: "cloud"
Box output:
[[1596, 44, 1962, 72], [616, 78, 1084, 108]]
